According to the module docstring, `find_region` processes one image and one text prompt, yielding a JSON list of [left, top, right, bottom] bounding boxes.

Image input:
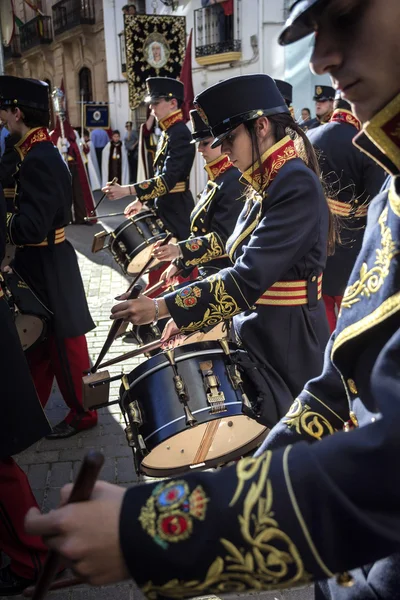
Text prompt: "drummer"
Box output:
[[110, 74, 333, 426], [153, 109, 245, 283]]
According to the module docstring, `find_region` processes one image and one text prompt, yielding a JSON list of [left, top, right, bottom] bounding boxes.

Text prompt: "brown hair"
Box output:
[[245, 114, 336, 255]]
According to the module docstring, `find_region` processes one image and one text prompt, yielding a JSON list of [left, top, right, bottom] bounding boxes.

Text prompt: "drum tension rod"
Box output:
[[219, 340, 253, 411], [199, 361, 226, 414], [164, 349, 197, 427], [121, 375, 148, 475]]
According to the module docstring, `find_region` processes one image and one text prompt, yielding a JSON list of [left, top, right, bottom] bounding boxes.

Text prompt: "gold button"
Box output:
[[347, 379, 358, 394], [193, 227, 198, 232], [311, 275, 317, 282], [201, 228, 206, 232]]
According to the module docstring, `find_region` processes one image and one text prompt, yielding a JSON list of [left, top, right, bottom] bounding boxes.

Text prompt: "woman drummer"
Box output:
[[153, 108, 245, 283], [111, 74, 332, 426]]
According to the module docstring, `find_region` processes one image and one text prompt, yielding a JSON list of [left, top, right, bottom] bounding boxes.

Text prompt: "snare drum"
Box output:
[[110, 210, 169, 275], [120, 340, 268, 477]]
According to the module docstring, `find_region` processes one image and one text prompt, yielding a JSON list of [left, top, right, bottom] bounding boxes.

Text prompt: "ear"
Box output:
[[254, 116, 271, 140], [14, 107, 24, 122]]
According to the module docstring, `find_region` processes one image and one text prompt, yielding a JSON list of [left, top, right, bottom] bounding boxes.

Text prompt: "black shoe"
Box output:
[[0, 565, 35, 596]]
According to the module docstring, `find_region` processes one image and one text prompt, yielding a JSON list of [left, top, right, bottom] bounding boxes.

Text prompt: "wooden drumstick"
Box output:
[[193, 420, 220, 465], [91, 284, 142, 373], [142, 268, 183, 298], [87, 177, 118, 217], [28, 451, 104, 600], [124, 232, 173, 295]]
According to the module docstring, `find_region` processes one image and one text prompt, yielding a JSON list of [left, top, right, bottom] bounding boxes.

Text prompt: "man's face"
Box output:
[[315, 100, 333, 118], [149, 98, 176, 121], [310, 0, 400, 123], [301, 110, 310, 121], [112, 133, 120, 143]]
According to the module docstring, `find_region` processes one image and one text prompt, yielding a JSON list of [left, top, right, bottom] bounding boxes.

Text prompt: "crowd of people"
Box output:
[[1, 0, 400, 598]]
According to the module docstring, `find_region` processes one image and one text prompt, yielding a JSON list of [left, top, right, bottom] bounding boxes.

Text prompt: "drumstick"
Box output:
[[28, 451, 104, 600], [91, 284, 142, 373], [97, 337, 167, 369], [125, 232, 173, 294], [142, 268, 183, 298], [193, 419, 220, 465], [84, 211, 126, 221], [89, 177, 118, 216]]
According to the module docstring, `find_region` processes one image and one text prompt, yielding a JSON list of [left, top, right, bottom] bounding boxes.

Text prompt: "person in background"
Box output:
[[299, 107, 311, 126], [101, 130, 129, 187], [90, 127, 110, 178], [307, 84, 336, 131], [0, 122, 10, 157], [124, 121, 139, 182]]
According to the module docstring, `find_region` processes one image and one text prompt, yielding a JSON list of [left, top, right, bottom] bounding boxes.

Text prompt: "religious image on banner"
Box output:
[[124, 14, 186, 109]]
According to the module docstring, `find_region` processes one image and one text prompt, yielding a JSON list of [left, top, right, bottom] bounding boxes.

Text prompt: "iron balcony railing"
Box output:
[[194, 2, 241, 59], [3, 35, 22, 60], [20, 16, 52, 52], [52, 0, 95, 36]]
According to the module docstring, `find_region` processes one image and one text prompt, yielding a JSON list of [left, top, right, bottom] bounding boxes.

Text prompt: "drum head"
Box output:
[[141, 416, 268, 477], [16, 314, 45, 352], [126, 243, 163, 275]]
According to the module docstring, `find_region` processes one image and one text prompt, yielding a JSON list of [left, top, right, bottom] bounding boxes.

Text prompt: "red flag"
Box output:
[[179, 29, 194, 123]]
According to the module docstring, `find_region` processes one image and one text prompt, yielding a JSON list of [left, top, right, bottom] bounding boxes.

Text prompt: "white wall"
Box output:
[[102, 0, 130, 133]]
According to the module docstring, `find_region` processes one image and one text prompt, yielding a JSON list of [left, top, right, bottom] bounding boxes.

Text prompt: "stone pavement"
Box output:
[[13, 196, 314, 600]]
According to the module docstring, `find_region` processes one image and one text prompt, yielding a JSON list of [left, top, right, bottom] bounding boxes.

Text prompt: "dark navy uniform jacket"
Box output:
[[118, 99, 400, 600], [6, 128, 94, 339], [164, 136, 330, 425], [0, 185, 51, 458], [308, 109, 386, 297], [175, 155, 244, 278], [135, 109, 195, 241]]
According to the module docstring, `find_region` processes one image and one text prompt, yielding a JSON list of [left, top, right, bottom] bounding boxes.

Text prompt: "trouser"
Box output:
[[0, 458, 47, 579], [323, 294, 343, 334], [27, 333, 97, 429]]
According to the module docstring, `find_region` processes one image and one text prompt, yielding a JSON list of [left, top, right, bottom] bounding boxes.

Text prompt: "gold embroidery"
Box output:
[[283, 399, 335, 440], [228, 198, 263, 261], [341, 208, 400, 310], [181, 275, 241, 333], [137, 176, 167, 201], [142, 452, 309, 598], [153, 132, 168, 166], [175, 285, 202, 310], [389, 183, 400, 218], [363, 93, 400, 174], [159, 109, 184, 132], [185, 233, 224, 267], [332, 290, 400, 359], [330, 109, 361, 132], [204, 154, 232, 182], [15, 127, 51, 161]]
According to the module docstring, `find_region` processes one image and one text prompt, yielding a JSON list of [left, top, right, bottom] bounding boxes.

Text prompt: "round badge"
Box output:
[[93, 110, 101, 121]]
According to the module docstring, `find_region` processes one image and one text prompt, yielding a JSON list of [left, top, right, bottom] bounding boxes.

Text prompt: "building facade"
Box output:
[[3, 0, 108, 128]]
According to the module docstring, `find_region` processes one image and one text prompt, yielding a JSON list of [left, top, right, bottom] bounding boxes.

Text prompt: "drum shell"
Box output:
[[110, 211, 167, 275], [120, 341, 265, 474]]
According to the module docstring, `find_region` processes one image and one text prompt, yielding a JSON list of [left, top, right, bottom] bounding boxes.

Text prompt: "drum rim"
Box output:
[[111, 210, 162, 235]]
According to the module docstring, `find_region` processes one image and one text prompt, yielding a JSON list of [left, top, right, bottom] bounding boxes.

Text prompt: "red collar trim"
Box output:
[[240, 136, 298, 193], [159, 109, 184, 131], [204, 154, 233, 181], [15, 127, 51, 160], [330, 109, 361, 131]]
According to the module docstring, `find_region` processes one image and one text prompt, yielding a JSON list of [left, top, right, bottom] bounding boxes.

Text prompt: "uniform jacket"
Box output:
[[118, 96, 400, 600], [6, 128, 94, 338], [0, 185, 51, 458], [175, 155, 244, 278], [0, 133, 19, 212], [135, 110, 195, 240], [308, 109, 386, 296], [164, 136, 330, 424]]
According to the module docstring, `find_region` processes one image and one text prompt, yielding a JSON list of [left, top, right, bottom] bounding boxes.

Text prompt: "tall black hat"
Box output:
[[145, 77, 184, 103], [313, 84, 335, 101], [0, 76, 49, 111], [279, 0, 331, 46], [194, 74, 289, 148], [189, 109, 211, 143], [275, 80, 293, 106]]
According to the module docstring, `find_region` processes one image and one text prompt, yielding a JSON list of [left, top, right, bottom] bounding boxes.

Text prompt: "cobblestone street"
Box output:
[[14, 198, 314, 600]]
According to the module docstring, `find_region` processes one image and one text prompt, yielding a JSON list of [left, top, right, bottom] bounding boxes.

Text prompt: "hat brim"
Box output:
[[278, 0, 327, 46], [210, 130, 232, 149], [313, 96, 334, 102]]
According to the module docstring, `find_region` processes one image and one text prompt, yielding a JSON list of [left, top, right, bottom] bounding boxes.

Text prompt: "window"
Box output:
[[79, 67, 93, 103]]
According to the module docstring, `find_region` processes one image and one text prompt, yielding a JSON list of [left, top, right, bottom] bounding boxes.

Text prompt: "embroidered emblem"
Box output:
[[185, 232, 224, 267], [316, 86, 323, 96], [141, 451, 310, 597], [136, 176, 167, 201], [181, 274, 241, 333], [139, 181, 150, 189], [139, 480, 208, 550], [341, 207, 400, 310], [175, 285, 202, 309], [194, 102, 209, 127], [283, 398, 335, 440], [186, 239, 203, 252]]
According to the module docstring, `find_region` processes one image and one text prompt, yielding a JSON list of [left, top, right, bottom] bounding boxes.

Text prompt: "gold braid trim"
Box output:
[[179, 274, 242, 334], [142, 452, 309, 599], [283, 399, 336, 440], [184, 232, 224, 267], [136, 176, 168, 201]]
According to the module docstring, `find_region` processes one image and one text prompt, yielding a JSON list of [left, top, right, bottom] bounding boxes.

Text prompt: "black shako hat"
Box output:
[[145, 77, 184, 103], [313, 84, 335, 101], [194, 74, 289, 149], [0, 76, 49, 111], [190, 109, 211, 143], [275, 79, 293, 106], [279, 0, 331, 46]]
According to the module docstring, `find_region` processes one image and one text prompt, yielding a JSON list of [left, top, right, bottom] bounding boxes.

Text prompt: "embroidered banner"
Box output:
[[124, 14, 186, 110]]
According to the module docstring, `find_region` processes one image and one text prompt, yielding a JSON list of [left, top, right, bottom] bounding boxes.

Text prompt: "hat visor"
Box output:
[[278, 0, 327, 46], [210, 130, 232, 149], [313, 96, 333, 101]]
